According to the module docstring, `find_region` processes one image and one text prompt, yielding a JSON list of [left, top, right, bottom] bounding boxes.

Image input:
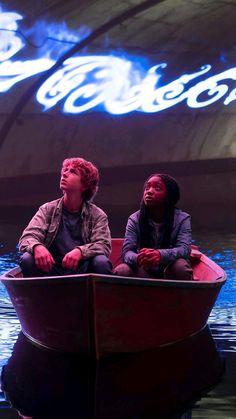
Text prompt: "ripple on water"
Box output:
[[209, 306, 236, 352], [0, 309, 20, 368]]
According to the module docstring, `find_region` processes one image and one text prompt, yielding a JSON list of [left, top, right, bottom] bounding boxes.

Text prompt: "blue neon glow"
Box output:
[[1, 7, 236, 114]]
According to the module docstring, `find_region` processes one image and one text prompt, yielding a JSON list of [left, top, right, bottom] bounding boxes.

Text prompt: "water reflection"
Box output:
[[0, 326, 224, 419]]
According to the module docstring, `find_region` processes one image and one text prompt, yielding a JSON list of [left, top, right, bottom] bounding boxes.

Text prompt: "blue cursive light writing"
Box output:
[[0, 8, 236, 114]]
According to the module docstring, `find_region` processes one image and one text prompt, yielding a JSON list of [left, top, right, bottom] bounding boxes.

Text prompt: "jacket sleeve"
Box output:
[[122, 215, 139, 268], [158, 215, 192, 264], [78, 212, 111, 259], [19, 204, 50, 254]]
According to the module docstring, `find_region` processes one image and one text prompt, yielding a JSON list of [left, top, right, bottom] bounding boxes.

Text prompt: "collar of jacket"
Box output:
[[55, 197, 91, 218]]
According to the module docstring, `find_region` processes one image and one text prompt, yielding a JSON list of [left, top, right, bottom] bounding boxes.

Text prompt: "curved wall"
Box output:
[[0, 0, 236, 231]]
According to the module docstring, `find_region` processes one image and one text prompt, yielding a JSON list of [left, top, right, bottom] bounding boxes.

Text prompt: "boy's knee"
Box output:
[[20, 252, 38, 277], [20, 252, 35, 269], [90, 255, 112, 274]]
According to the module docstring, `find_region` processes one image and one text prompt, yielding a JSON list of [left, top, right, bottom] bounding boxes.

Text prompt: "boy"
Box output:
[[19, 157, 112, 276]]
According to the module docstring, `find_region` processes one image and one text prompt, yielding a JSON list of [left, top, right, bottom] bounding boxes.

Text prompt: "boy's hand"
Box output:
[[62, 248, 82, 271], [34, 245, 55, 272]]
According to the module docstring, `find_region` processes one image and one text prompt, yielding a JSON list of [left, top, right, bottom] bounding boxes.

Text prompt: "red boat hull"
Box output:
[[0, 241, 226, 358]]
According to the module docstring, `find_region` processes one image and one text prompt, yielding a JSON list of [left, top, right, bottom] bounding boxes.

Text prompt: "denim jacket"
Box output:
[[122, 208, 192, 268], [19, 197, 111, 259]]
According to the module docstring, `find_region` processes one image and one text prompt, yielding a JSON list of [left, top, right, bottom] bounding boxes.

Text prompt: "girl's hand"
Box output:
[[137, 248, 161, 268]]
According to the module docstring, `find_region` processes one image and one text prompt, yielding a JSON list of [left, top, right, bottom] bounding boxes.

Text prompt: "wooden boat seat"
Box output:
[[110, 238, 123, 267]]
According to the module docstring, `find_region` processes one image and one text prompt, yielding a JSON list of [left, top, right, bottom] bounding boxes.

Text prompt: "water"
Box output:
[[0, 220, 236, 418], [193, 232, 236, 355]]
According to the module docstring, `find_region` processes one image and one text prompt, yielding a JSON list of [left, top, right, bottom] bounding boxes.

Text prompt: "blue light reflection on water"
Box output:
[[0, 251, 21, 368], [0, 252, 20, 405], [193, 232, 236, 353]]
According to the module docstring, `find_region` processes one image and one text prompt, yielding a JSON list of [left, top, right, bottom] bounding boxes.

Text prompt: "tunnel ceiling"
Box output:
[[1, 0, 236, 117], [3, 0, 236, 57], [0, 0, 236, 178]]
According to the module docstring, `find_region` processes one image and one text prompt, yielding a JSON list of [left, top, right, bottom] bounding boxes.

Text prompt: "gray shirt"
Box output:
[[49, 208, 84, 263]]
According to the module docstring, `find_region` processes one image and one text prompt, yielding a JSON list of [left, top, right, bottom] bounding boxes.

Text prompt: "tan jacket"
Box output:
[[19, 198, 111, 259]]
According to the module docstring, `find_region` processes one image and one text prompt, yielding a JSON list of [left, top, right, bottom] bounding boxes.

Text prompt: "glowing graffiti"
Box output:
[[0, 11, 24, 61], [0, 8, 236, 114]]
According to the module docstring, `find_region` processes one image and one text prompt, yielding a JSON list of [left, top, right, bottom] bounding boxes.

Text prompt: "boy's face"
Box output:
[[60, 164, 85, 195]]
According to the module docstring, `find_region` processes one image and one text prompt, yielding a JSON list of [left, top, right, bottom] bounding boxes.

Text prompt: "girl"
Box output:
[[114, 174, 193, 280]]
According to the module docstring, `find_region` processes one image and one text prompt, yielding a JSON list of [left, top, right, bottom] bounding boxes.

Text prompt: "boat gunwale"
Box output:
[[0, 271, 227, 289]]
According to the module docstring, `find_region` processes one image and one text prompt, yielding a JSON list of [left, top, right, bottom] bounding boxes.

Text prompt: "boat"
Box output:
[[1, 326, 224, 419], [0, 239, 226, 358]]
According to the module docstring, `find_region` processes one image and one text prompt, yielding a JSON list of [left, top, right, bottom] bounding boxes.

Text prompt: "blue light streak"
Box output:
[[0, 7, 236, 114]]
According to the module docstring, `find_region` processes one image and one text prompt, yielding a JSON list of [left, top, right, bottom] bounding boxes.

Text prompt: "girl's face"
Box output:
[[143, 176, 167, 207]]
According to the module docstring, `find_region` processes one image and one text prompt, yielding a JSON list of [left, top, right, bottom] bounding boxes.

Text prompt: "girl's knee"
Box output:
[[164, 258, 193, 280], [113, 263, 134, 277]]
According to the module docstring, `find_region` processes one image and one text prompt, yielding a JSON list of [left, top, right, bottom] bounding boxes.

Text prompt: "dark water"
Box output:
[[0, 218, 235, 418]]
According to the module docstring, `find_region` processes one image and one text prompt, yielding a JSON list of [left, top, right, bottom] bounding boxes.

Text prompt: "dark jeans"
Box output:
[[113, 258, 193, 281], [20, 252, 113, 277]]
